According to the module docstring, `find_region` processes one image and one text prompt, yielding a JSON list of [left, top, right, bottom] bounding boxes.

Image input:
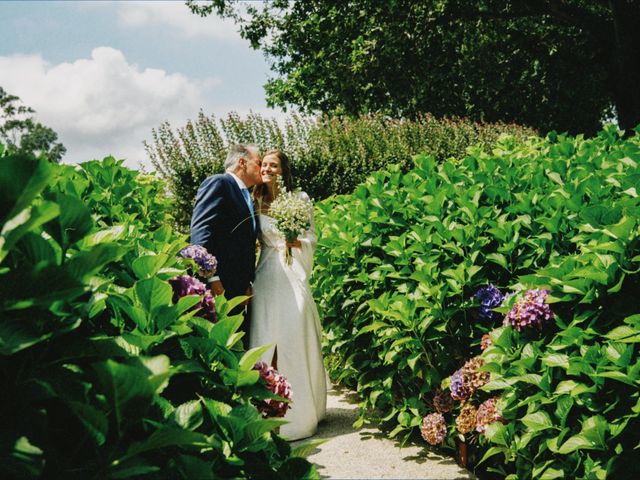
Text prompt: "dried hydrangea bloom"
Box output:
[[254, 361, 293, 418], [476, 397, 505, 433], [169, 274, 216, 322], [504, 289, 553, 331], [179, 244, 218, 278], [463, 357, 490, 391], [420, 412, 447, 445], [450, 356, 490, 401], [433, 389, 454, 413], [475, 284, 505, 322], [480, 333, 493, 351], [456, 402, 478, 434]]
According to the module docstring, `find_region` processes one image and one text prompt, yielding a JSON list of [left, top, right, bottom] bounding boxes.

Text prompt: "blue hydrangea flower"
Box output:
[[450, 369, 470, 401], [475, 284, 505, 322]]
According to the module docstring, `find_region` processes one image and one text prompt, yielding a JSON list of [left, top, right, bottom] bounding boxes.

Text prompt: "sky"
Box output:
[[0, 0, 285, 169]]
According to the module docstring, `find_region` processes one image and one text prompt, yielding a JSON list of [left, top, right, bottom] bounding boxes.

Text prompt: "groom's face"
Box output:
[[243, 149, 263, 187]]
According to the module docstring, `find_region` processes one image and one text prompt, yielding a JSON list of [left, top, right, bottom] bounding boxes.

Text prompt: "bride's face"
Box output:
[[261, 154, 282, 184]]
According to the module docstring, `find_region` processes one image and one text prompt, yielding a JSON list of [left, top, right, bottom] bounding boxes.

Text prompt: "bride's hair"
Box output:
[[253, 149, 294, 205]]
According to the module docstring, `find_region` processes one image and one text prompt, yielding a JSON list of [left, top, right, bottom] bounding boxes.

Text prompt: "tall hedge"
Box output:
[[145, 112, 535, 230], [311, 126, 640, 479]]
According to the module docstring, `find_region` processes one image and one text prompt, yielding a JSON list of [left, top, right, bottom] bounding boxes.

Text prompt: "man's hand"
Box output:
[[211, 280, 225, 296]]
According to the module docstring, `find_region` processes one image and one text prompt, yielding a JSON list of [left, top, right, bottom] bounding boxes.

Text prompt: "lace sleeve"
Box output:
[[298, 191, 317, 249]]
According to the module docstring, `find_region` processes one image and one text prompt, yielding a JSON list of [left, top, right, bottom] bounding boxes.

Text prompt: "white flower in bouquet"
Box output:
[[268, 176, 312, 265]]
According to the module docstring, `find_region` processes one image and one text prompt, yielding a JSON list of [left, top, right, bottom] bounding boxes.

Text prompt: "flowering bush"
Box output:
[[475, 284, 505, 322], [0, 152, 314, 479], [420, 413, 447, 445], [253, 361, 293, 418], [169, 274, 217, 322], [179, 244, 217, 278], [504, 289, 553, 331], [480, 334, 493, 351], [146, 111, 535, 230], [313, 127, 640, 478]]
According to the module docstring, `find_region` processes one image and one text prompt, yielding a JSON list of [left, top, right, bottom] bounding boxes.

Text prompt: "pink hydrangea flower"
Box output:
[[504, 289, 553, 331], [254, 361, 292, 418]]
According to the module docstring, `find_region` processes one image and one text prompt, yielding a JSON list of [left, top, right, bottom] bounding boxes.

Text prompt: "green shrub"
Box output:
[[312, 126, 640, 478], [0, 149, 315, 479], [145, 111, 534, 230]]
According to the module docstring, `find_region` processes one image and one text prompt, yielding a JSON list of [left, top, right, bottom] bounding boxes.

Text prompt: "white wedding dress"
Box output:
[[249, 192, 327, 441]]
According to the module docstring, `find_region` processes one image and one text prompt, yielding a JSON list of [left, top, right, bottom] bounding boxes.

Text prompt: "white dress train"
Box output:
[[249, 192, 327, 441]]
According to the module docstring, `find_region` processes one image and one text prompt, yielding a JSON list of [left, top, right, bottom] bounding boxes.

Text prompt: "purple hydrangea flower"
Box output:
[[169, 274, 216, 322], [179, 244, 218, 278], [504, 289, 553, 331], [450, 369, 471, 401], [475, 284, 505, 322], [253, 361, 292, 418]]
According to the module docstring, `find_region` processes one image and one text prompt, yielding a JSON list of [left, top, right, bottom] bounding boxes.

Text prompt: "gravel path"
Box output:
[[292, 385, 475, 479]]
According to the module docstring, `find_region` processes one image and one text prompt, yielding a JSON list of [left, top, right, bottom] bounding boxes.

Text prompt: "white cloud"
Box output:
[[0, 47, 219, 169], [116, 1, 243, 41]]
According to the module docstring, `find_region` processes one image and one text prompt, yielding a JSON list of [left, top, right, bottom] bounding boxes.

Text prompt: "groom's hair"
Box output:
[[225, 143, 259, 171]]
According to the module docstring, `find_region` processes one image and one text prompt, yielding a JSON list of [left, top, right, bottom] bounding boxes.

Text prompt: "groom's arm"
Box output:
[[190, 175, 225, 258]]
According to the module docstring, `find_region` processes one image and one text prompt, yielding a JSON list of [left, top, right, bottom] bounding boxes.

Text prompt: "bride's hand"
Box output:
[[286, 239, 302, 248]]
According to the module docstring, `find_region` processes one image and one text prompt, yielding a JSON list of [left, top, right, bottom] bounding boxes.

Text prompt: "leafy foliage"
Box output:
[[0, 149, 315, 479], [312, 126, 640, 478], [188, 0, 640, 134], [0, 86, 66, 162], [145, 111, 533, 230]]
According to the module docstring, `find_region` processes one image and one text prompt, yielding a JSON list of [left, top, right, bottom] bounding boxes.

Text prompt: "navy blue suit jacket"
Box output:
[[190, 173, 258, 299]]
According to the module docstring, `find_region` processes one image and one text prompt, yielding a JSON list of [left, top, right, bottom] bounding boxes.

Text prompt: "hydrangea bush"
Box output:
[[312, 126, 640, 478], [0, 151, 316, 479]]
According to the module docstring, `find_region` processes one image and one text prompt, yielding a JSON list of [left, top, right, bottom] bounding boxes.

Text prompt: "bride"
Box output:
[[249, 150, 327, 441]]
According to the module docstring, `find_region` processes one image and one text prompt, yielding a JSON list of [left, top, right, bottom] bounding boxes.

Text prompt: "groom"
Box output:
[[190, 144, 262, 330]]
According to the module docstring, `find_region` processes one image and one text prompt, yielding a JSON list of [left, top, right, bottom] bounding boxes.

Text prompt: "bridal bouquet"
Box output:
[[268, 177, 312, 265]]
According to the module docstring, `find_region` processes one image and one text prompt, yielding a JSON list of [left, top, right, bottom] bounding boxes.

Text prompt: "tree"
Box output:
[[0, 87, 66, 162], [188, 0, 640, 135]]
